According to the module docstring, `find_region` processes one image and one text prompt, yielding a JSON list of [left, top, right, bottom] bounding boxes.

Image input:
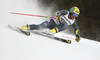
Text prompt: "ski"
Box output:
[[29, 30, 71, 44], [8, 25, 71, 44]]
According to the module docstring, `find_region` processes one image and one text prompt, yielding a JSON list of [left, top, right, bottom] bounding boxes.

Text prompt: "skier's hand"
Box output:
[[76, 34, 80, 42], [55, 11, 61, 16], [55, 11, 62, 21]]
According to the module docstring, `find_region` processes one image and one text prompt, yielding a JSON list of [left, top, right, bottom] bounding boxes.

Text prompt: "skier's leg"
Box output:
[[29, 19, 56, 30], [22, 19, 57, 30], [29, 24, 39, 30], [22, 24, 39, 30], [39, 19, 57, 29], [51, 22, 68, 33]]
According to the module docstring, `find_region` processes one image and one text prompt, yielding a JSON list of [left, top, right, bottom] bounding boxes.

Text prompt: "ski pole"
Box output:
[[9, 12, 56, 19], [62, 35, 75, 40]]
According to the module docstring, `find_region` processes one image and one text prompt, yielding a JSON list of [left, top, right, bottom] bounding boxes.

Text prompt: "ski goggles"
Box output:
[[72, 13, 78, 17]]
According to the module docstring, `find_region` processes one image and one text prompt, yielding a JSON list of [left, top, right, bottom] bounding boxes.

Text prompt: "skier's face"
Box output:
[[70, 14, 76, 20]]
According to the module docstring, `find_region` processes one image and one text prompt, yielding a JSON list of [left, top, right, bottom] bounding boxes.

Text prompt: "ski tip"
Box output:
[[66, 40, 71, 44], [23, 31, 30, 36], [61, 39, 71, 44]]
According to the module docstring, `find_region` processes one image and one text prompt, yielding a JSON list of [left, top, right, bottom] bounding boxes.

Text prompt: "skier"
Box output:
[[22, 6, 81, 42]]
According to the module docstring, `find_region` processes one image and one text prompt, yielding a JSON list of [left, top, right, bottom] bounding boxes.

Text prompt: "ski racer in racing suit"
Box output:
[[22, 6, 81, 42]]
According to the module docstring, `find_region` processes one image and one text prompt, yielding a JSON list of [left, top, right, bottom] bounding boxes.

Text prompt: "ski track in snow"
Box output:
[[0, 0, 100, 60]]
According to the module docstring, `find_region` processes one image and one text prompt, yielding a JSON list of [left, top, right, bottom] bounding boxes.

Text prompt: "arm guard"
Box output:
[[55, 10, 68, 16]]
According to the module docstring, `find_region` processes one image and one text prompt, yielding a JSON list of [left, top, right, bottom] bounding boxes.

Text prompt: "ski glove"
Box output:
[[55, 11, 61, 16], [55, 11, 62, 22], [76, 34, 80, 42]]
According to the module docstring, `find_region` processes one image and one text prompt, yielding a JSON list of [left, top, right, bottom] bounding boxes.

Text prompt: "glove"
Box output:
[[55, 11, 61, 16], [76, 34, 80, 42], [55, 11, 62, 22]]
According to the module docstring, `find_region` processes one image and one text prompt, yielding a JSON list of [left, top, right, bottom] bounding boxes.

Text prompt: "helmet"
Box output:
[[70, 6, 80, 17]]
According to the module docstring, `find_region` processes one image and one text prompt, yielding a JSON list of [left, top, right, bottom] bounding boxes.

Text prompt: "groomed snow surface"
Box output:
[[0, 0, 100, 60]]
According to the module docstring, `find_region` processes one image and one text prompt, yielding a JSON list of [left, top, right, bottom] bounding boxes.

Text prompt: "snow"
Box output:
[[0, 0, 100, 60]]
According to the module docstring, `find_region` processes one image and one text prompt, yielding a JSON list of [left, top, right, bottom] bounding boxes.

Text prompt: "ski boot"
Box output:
[[22, 25, 30, 36]]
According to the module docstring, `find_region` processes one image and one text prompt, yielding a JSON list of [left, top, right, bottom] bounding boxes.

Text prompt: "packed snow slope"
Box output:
[[0, 0, 100, 60]]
